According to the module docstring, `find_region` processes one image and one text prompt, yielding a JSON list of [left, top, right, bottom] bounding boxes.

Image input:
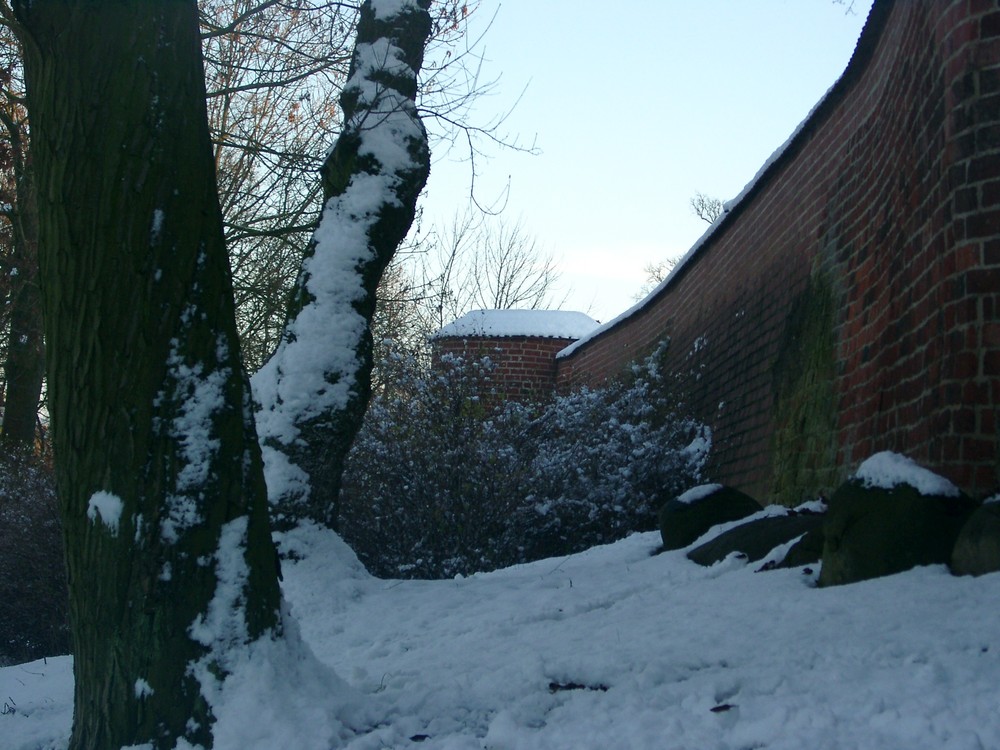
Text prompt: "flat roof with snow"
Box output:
[[432, 309, 601, 341]]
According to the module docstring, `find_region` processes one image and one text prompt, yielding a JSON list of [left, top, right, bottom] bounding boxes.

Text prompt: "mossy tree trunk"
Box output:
[[14, 1, 283, 747], [253, 0, 432, 529]]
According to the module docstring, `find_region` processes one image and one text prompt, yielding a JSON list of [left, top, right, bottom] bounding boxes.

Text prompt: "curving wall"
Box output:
[[555, 0, 1000, 503]]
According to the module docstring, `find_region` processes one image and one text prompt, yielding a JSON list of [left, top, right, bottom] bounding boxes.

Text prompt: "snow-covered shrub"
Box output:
[[521, 341, 710, 561], [0, 448, 70, 665], [339, 340, 708, 578], [340, 350, 534, 578]]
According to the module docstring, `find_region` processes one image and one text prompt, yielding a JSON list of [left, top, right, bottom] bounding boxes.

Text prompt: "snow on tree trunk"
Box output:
[[14, 1, 283, 747], [252, 0, 432, 529]]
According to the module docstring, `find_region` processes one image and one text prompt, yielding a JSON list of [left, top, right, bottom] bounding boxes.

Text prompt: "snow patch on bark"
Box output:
[[134, 678, 154, 699], [150, 209, 165, 245], [370, 0, 422, 21], [86, 491, 123, 535], [258, 445, 312, 508], [167, 339, 228, 492], [188, 517, 251, 651], [159, 331, 232, 543]]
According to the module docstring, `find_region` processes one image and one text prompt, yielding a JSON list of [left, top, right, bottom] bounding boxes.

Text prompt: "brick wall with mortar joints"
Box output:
[[434, 335, 575, 402], [554, 0, 999, 500]]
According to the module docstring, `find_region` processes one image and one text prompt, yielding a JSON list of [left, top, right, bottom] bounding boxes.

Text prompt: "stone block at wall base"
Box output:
[[818, 479, 977, 587], [951, 501, 1000, 576]]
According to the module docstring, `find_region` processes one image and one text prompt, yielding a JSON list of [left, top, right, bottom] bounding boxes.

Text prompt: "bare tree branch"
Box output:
[[690, 191, 724, 224]]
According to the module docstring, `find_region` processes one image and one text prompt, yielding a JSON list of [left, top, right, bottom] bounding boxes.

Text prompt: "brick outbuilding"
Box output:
[[430, 310, 599, 401]]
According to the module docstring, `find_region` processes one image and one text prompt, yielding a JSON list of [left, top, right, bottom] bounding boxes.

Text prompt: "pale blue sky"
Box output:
[[420, 0, 876, 323]]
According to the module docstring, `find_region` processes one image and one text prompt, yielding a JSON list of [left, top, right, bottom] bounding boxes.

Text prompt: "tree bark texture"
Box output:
[[0, 34, 45, 452], [1, 165, 45, 448], [14, 1, 283, 747], [253, 0, 432, 529]]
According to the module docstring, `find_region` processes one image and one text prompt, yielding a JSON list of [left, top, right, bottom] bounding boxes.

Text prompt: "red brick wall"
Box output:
[[555, 0, 1000, 501], [433, 335, 576, 401]]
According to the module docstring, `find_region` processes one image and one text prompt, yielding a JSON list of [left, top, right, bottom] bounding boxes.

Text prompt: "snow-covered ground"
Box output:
[[3, 522, 999, 749]]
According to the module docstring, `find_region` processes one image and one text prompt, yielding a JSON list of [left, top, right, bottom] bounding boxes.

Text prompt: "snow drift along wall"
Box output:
[[556, 0, 1000, 504]]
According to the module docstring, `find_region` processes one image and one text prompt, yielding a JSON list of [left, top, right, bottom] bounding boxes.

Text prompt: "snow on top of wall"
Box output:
[[853, 451, 961, 498], [432, 309, 601, 341], [557, 80, 841, 360]]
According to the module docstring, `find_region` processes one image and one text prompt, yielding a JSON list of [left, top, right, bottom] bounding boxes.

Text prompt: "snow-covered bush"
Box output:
[[0, 448, 69, 665], [521, 341, 710, 561], [339, 349, 532, 578], [339, 340, 709, 578]]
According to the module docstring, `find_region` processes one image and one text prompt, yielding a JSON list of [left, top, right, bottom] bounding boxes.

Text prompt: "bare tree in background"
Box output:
[[417, 3, 538, 214], [633, 190, 725, 302], [429, 212, 562, 327], [376, 212, 563, 341], [470, 218, 560, 310], [201, 0, 356, 371], [201, 0, 528, 372], [369, 245, 435, 389], [0, 11, 43, 450], [633, 258, 676, 301], [367, 211, 565, 391], [0, 0, 533, 453], [833, 0, 860, 15], [690, 190, 724, 224]]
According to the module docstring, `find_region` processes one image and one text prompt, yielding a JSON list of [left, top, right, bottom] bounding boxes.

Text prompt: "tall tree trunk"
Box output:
[[14, 1, 283, 747], [1, 166, 44, 449], [253, 0, 432, 529]]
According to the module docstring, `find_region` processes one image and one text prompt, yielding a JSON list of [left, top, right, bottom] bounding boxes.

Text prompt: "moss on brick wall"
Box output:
[[770, 270, 841, 507], [553, 2, 1000, 498]]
